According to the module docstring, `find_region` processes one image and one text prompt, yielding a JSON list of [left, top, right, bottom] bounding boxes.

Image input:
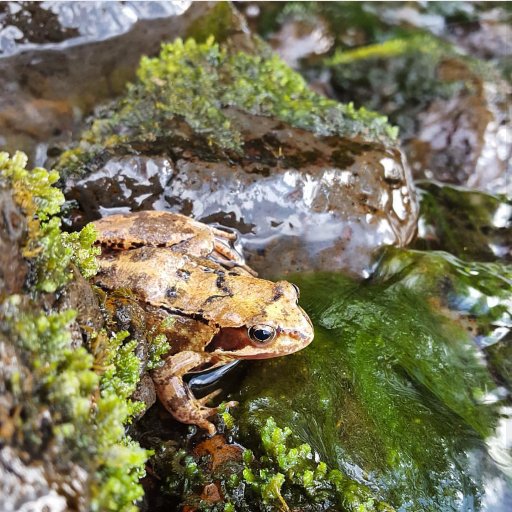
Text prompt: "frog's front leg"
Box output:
[[151, 351, 229, 435]]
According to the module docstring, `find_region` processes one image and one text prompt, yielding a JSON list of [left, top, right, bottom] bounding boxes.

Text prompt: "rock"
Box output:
[[0, 446, 69, 512], [60, 37, 418, 279], [0, 1, 220, 165], [329, 35, 512, 195], [406, 58, 511, 193]]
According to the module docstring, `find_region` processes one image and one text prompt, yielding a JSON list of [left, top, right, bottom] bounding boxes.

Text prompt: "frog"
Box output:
[[92, 210, 314, 435]]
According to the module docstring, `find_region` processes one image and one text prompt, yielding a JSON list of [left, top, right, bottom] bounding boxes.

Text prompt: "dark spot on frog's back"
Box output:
[[215, 272, 232, 295], [204, 293, 233, 305], [176, 268, 190, 281], [166, 286, 178, 300], [127, 247, 155, 262], [272, 284, 284, 302]]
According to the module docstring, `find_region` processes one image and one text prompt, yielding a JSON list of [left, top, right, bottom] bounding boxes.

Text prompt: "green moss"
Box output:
[[147, 333, 172, 370], [240, 417, 394, 511], [90, 330, 148, 511], [61, 223, 100, 278], [57, 37, 396, 176], [0, 152, 149, 511], [0, 151, 100, 291]]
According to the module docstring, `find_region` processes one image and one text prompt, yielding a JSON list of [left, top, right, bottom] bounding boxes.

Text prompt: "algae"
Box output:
[[375, 247, 511, 347], [413, 181, 512, 263], [233, 270, 507, 510]]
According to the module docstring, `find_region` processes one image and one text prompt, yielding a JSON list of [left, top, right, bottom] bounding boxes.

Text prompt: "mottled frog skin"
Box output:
[[92, 211, 314, 435]]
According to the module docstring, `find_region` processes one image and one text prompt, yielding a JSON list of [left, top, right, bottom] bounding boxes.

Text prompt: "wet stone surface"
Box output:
[[64, 112, 419, 278], [330, 45, 512, 196], [0, 1, 212, 165], [246, 3, 512, 196]]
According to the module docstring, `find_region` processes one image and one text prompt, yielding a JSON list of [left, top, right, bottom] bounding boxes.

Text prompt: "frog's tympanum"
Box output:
[[92, 211, 314, 434]]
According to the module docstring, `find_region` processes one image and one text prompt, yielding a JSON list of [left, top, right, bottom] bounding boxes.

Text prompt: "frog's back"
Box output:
[[93, 246, 284, 328]]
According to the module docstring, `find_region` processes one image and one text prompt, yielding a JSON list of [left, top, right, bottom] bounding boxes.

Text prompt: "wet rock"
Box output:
[[60, 37, 418, 278], [0, 1, 219, 165], [329, 35, 512, 195], [375, 2, 512, 75], [64, 120, 417, 278], [131, 373, 157, 414], [0, 446, 68, 512], [406, 58, 511, 193]]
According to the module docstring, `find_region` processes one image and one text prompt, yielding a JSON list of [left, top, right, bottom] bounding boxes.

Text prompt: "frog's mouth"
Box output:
[[207, 326, 312, 359]]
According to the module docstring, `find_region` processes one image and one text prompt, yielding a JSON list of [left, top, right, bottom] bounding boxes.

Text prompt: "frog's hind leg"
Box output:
[[152, 351, 228, 435]]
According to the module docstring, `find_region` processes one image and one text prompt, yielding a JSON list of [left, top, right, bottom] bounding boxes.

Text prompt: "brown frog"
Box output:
[[92, 211, 314, 435]]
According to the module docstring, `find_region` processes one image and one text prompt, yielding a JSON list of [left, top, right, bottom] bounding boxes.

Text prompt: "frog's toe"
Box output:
[[197, 388, 223, 406], [201, 419, 217, 436]]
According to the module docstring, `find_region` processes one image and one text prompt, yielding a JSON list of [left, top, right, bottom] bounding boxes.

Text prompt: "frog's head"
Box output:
[[208, 281, 314, 360]]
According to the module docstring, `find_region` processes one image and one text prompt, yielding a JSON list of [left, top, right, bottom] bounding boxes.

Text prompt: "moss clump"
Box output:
[[0, 151, 100, 291], [147, 333, 172, 370], [3, 303, 148, 511], [57, 37, 397, 176], [0, 152, 149, 511], [242, 417, 394, 511]]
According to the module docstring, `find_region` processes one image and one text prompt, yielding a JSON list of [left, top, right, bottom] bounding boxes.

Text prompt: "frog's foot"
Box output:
[[197, 390, 238, 410], [193, 392, 238, 435], [196, 388, 223, 405], [210, 226, 237, 241], [211, 242, 258, 277], [152, 351, 227, 435]]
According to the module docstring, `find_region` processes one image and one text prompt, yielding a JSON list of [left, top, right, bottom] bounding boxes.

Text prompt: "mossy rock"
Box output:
[[232, 266, 509, 510]]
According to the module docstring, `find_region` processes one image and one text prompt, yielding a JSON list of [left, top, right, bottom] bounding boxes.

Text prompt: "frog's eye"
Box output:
[[291, 283, 300, 298], [248, 325, 276, 344]]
